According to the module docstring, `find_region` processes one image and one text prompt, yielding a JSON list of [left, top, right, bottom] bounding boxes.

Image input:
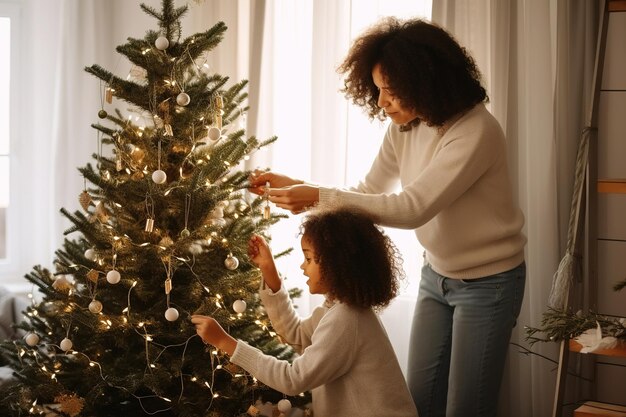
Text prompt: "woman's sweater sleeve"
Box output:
[[319, 115, 499, 230]]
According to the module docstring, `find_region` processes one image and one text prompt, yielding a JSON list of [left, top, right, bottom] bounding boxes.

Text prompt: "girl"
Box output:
[[192, 208, 418, 417]]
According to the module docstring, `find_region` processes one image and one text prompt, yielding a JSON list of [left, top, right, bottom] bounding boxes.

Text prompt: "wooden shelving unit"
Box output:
[[598, 179, 626, 193], [608, 0, 626, 12], [553, 0, 626, 415], [569, 340, 626, 358]]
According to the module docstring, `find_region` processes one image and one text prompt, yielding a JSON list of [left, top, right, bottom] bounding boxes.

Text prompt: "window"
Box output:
[[0, 1, 19, 274], [0, 13, 11, 260]]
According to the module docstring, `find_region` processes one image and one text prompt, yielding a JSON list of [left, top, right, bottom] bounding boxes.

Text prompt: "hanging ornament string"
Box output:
[[163, 257, 179, 321], [145, 193, 155, 232], [98, 80, 108, 119], [181, 194, 191, 237], [158, 140, 162, 170], [96, 131, 102, 173], [107, 248, 121, 284], [152, 141, 167, 184]]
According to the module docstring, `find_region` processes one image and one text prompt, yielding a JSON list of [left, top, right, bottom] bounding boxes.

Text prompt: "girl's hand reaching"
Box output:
[[247, 235, 274, 269], [248, 235, 281, 292], [191, 315, 237, 356]]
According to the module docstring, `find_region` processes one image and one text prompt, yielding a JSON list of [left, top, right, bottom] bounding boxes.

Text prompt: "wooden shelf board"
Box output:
[[598, 179, 626, 194], [575, 401, 626, 417], [569, 339, 626, 358], [609, 0, 626, 12]]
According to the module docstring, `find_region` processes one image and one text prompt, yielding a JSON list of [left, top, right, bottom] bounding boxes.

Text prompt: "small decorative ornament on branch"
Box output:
[[176, 92, 190, 106], [145, 193, 155, 233], [106, 251, 121, 284], [79, 178, 92, 211], [60, 337, 73, 352], [25, 332, 40, 347], [98, 80, 108, 119], [163, 257, 179, 322], [263, 181, 271, 220], [232, 299, 247, 314], [224, 253, 239, 270], [152, 140, 167, 184], [277, 398, 292, 414], [155, 36, 169, 50], [180, 194, 191, 238], [88, 299, 103, 314]]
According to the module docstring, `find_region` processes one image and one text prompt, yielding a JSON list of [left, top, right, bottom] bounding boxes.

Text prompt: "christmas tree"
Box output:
[[0, 1, 309, 416]]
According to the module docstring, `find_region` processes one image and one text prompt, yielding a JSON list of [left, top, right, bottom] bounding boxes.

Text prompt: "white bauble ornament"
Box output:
[[84, 248, 96, 261], [277, 399, 292, 413], [88, 299, 103, 314], [60, 338, 73, 352], [207, 126, 221, 141], [152, 169, 167, 184], [165, 307, 179, 321], [224, 254, 239, 270], [155, 36, 169, 50], [106, 270, 121, 284], [232, 299, 247, 314], [25, 333, 40, 347], [176, 92, 190, 106]]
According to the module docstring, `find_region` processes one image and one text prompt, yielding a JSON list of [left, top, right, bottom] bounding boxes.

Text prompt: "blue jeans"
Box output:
[[406, 262, 526, 417]]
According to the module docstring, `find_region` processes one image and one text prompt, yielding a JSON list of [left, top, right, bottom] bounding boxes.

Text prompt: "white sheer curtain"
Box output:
[[432, 1, 600, 416], [7, 0, 110, 288], [244, 0, 433, 371]]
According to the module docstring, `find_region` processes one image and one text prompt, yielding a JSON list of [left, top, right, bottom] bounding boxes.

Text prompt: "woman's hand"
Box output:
[[266, 184, 320, 214], [191, 315, 237, 355], [248, 235, 281, 292], [248, 170, 303, 195]]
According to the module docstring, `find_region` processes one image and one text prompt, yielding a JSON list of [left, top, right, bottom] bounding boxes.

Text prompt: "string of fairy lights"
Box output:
[[15, 31, 302, 416]]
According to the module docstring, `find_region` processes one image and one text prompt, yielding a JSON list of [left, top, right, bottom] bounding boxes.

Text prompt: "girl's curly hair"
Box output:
[[337, 17, 487, 126], [299, 208, 404, 310]]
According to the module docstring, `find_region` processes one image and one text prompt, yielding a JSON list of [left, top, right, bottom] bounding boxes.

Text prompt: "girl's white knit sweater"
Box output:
[[231, 285, 419, 417]]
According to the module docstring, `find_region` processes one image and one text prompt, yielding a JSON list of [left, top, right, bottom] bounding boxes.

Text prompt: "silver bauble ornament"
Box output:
[[165, 307, 179, 321], [155, 36, 169, 50], [232, 299, 247, 314], [106, 270, 121, 284], [224, 254, 239, 270], [176, 92, 190, 106], [152, 169, 167, 184], [89, 299, 103, 314]]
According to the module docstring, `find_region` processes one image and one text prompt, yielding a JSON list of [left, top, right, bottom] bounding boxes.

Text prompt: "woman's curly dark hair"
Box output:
[[299, 208, 404, 310], [337, 17, 487, 126]]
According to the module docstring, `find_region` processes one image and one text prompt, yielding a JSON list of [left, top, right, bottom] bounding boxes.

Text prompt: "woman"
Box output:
[[249, 17, 526, 417]]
